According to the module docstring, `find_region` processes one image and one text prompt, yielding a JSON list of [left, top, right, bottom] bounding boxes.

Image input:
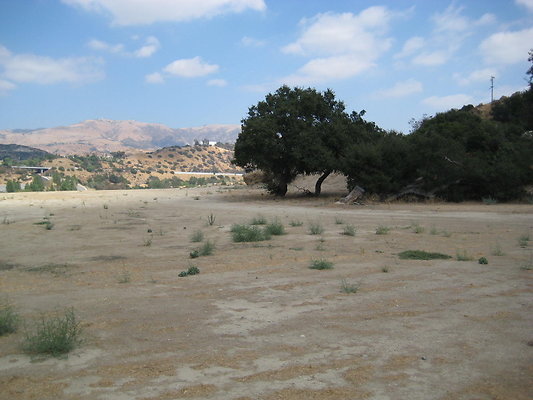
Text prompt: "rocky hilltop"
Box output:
[[0, 119, 240, 155]]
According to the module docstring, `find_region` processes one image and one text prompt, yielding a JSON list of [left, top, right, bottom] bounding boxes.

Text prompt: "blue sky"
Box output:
[[0, 0, 532, 133]]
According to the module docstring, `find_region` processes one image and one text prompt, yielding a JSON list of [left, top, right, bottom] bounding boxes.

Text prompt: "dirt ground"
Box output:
[[0, 183, 532, 400]]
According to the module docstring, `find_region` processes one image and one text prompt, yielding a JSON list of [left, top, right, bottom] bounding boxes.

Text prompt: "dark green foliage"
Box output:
[[398, 250, 452, 260], [23, 308, 82, 357], [86, 174, 129, 190], [0, 144, 55, 164], [179, 265, 200, 277], [478, 257, 488, 264], [233, 85, 356, 196], [6, 180, 21, 192], [52, 172, 78, 191], [25, 175, 45, 192], [69, 154, 102, 172], [265, 220, 285, 235]]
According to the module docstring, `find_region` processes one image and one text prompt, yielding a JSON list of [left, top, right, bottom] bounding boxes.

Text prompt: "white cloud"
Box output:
[[0, 44, 104, 85], [432, 5, 494, 34], [454, 68, 498, 86], [412, 51, 449, 66], [479, 28, 533, 64], [88, 39, 124, 54], [422, 94, 473, 110], [375, 79, 423, 98], [145, 72, 164, 84], [133, 36, 160, 58], [62, 0, 266, 25], [395, 36, 425, 59], [516, 0, 533, 12], [241, 36, 266, 47], [0, 79, 16, 94], [163, 57, 219, 78], [207, 78, 228, 87], [281, 55, 373, 86], [281, 7, 394, 85]]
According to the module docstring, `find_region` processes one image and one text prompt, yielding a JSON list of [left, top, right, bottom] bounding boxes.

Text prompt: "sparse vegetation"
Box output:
[[519, 233, 530, 248], [309, 259, 334, 270], [289, 219, 303, 227], [456, 250, 474, 261], [206, 213, 216, 226], [231, 224, 271, 242], [0, 299, 19, 336], [340, 279, 360, 293], [412, 224, 425, 234], [342, 224, 356, 236], [190, 230, 204, 243], [376, 225, 390, 235], [335, 217, 344, 225], [265, 220, 285, 236], [22, 308, 82, 357], [491, 243, 505, 256], [117, 271, 131, 283], [478, 257, 488, 264], [250, 215, 267, 225], [398, 250, 452, 260], [308, 222, 324, 235], [381, 266, 390, 273], [191, 240, 215, 258]]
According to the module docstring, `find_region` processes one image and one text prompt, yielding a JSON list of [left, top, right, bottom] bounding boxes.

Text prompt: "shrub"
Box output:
[[265, 220, 285, 236], [376, 225, 390, 235], [250, 215, 267, 225], [190, 230, 204, 243], [289, 220, 304, 227], [179, 265, 200, 277], [206, 213, 216, 226], [478, 257, 488, 264], [340, 279, 359, 293], [231, 224, 270, 242], [308, 222, 324, 235], [199, 240, 215, 256], [335, 217, 344, 225], [23, 308, 82, 357], [309, 259, 334, 270], [0, 300, 19, 336], [456, 250, 473, 261], [398, 250, 452, 260], [342, 225, 356, 236]]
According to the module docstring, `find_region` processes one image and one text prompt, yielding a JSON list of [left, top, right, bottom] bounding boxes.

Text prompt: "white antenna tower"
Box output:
[[490, 76, 495, 103]]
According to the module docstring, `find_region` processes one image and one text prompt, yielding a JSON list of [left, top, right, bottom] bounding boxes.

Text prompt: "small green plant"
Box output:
[[478, 257, 488, 264], [179, 264, 200, 277], [456, 250, 473, 261], [334, 217, 344, 225], [265, 220, 285, 236], [398, 250, 452, 260], [340, 279, 359, 293], [190, 230, 204, 243], [342, 225, 356, 236], [482, 196, 498, 205], [0, 299, 19, 336], [518, 234, 530, 248], [189, 250, 200, 259], [199, 240, 215, 256], [429, 225, 438, 235], [45, 221, 54, 230], [117, 271, 131, 283], [231, 224, 270, 242], [412, 224, 425, 234], [376, 225, 390, 235], [250, 215, 267, 225], [23, 308, 82, 357], [193, 196, 200, 200], [309, 259, 334, 270], [2, 216, 12, 225], [206, 213, 216, 226], [103, 204, 109, 210], [491, 243, 505, 256], [308, 222, 324, 235], [289, 220, 304, 227], [381, 266, 390, 273], [143, 236, 152, 247]]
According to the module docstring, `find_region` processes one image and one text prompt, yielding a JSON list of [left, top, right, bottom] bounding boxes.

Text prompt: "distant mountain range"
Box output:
[[0, 119, 241, 155]]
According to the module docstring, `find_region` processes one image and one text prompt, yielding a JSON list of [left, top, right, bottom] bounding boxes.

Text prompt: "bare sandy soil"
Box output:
[[0, 184, 532, 400]]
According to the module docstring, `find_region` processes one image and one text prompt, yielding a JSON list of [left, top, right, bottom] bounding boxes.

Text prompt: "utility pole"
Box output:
[[490, 76, 495, 103]]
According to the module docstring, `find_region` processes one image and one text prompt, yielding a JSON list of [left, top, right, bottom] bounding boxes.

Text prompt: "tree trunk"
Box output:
[[339, 185, 365, 203], [314, 170, 332, 196]]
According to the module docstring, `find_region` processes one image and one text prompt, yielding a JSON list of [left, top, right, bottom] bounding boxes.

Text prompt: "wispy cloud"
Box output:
[[479, 27, 533, 65], [453, 68, 498, 86], [62, 0, 266, 25], [0, 79, 16, 95], [88, 36, 160, 58], [375, 79, 423, 98], [422, 94, 473, 110], [516, 0, 533, 12], [145, 72, 164, 84], [207, 79, 228, 87], [281, 7, 394, 85], [0, 44, 104, 87], [241, 36, 266, 47]]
